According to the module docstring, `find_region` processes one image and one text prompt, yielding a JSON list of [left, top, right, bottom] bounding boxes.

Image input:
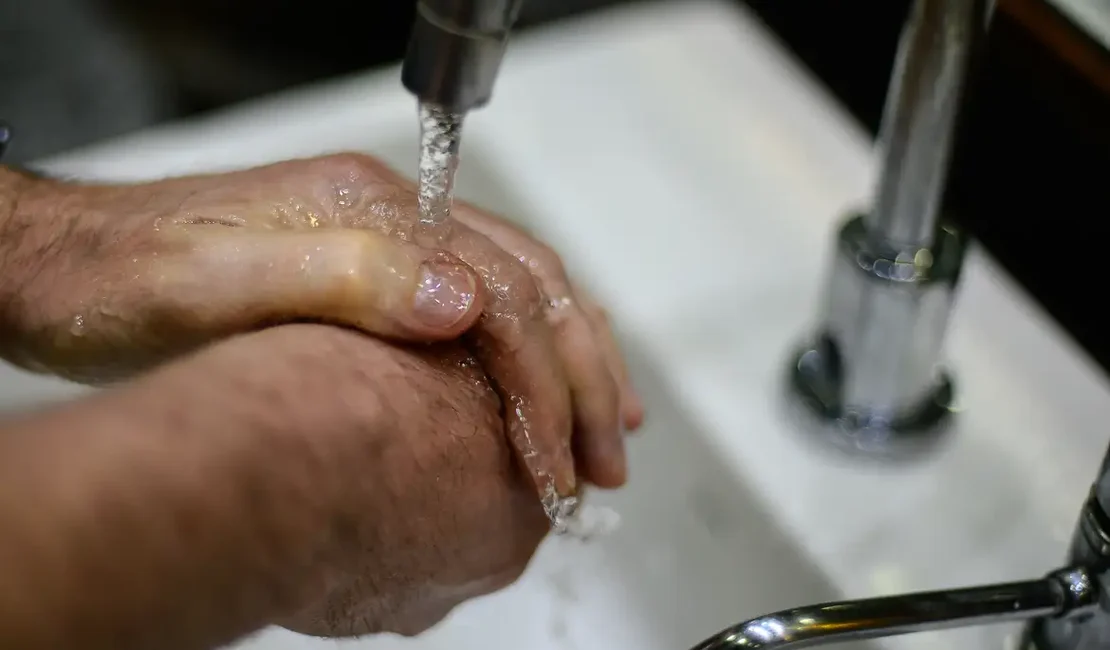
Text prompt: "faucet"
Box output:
[[689, 436, 1110, 650], [691, 567, 1096, 649], [690, 433, 1110, 650], [401, 0, 523, 113], [787, 0, 987, 457]]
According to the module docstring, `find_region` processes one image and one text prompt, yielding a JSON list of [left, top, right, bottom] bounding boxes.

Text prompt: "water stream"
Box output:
[[417, 102, 464, 225], [415, 101, 614, 538]]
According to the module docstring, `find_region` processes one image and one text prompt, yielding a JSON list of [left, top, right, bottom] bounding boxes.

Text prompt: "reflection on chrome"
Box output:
[[690, 568, 1097, 650]]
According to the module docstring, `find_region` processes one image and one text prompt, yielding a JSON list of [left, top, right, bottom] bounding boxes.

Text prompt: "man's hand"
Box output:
[[0, 325, 548, 650], [0, 154, 643, 503]]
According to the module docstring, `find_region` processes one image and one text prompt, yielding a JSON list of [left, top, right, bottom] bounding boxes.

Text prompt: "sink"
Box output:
[[28, 2, 1110, 650]]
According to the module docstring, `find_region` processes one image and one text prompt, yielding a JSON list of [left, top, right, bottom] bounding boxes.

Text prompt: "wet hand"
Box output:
[[0, 154, 643, 505], [263, 327, 550, 637], [156, 325, 550, 638], [341, 155, 646, 499], [0, 161, 485, 381]]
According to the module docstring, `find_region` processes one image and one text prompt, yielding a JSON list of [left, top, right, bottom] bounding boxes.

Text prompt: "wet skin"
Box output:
[[0, 153, 644, 519]]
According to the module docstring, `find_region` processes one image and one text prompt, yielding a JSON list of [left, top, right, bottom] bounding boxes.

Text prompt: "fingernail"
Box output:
[[414, 261, 477, 328]]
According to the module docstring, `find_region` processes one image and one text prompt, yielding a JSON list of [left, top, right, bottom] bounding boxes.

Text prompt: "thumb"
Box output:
[[164, 227, 484, 341]]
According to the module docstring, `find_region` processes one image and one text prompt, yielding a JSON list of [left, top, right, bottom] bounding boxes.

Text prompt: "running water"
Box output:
[[415, 102, 618, 539], [417, 102, 464, 225]]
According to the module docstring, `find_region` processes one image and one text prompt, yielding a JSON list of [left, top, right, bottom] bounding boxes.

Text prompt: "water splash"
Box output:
[[417, 102, 464, 225], [543, 486, 580, 534]]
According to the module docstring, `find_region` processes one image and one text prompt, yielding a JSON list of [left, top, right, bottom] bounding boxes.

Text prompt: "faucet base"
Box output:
[[787, 342, 956, 458], [784, 212, 967, 459]]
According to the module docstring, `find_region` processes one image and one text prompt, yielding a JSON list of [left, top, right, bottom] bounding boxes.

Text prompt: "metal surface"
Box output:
[[788, 0, 986, 454], [688, 441, 1110, 650], [402, 0, 524, 112], [789, 215, 966, 456], [1023, 442, 1110, 650], [691, 568, 1097, 650], [869, 0, 988, 249]]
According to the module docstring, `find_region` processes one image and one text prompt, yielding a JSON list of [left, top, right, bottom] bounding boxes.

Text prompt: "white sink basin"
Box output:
[[25, 2, 1110, 650]]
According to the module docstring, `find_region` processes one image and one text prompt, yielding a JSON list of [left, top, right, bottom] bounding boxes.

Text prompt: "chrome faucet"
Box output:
[[690, 438, 1110, 650], [401, 0, 523, 113], [787, 0, 987, 456], [691, 567, 1096, 650]]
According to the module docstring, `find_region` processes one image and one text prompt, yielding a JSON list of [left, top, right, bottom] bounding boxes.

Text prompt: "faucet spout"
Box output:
[[869, 0, 989, 249], [402, 0, 524, 113], [690, 568, 1097, 650]]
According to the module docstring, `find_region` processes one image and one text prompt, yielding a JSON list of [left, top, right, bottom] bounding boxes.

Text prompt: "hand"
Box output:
[[0, 154, 643, 504], [0, 324, 548, 647], [217, 325, 549, 638]]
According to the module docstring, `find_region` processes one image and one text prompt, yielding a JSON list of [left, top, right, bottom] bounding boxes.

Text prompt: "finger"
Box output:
[[439, 227, 576, 503], [573, 286, 645, 431], [324, 162, 578, 510], [466, 290, 577, 504], [165, 226, 484, 340], [450, 204, 628, 444], [548, 300, 627, 488]]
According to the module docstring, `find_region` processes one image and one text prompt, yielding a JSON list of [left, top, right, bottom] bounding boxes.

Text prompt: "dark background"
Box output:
[[3, 0, 1109, 374]]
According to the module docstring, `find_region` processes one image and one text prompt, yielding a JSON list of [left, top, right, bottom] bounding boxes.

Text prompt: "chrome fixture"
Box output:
[[788, 0, 987, 455], [690, 439, 1110, 650], [691, 567, 1096, 650], [402, 0, 524, 113]]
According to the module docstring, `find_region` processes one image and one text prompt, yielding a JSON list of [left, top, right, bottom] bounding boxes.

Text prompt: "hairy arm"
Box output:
[[0, 329, 387, 650]]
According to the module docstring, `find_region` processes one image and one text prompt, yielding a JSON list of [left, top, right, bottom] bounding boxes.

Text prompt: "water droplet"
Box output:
[[70, 315, 86, 337]]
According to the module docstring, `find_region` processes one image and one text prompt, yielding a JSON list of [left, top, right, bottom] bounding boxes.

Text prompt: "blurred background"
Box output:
[[2, 0, 1110, 373]]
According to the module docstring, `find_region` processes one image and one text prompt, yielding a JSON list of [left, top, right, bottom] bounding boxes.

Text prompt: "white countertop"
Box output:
[[33, 2, 1110, 649]]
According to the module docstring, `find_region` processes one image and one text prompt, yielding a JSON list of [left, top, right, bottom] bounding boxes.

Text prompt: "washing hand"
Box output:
[[0, 325, 552, 647], [0, 153, 643, 500]]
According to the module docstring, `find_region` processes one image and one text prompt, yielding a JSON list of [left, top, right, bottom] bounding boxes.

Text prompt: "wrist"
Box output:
[[0, 165, 30, 231], [0, 333, 361, 649], [0, 167, 68, 369]]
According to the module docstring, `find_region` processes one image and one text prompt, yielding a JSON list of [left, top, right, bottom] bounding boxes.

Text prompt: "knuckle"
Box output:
[[498, 256, 546, 317], [530, 242, 569, 280]]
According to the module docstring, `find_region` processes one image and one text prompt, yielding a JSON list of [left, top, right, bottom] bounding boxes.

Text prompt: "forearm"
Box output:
[[0, 166, 58, 360], [0, 165, 31, 234], [0, 344, 356, 650]]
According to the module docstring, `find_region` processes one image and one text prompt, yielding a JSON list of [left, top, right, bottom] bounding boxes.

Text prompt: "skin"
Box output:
[[0, 151, 649, 648], [0, 325, 549, 649], [0, 154, 644, 504]]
